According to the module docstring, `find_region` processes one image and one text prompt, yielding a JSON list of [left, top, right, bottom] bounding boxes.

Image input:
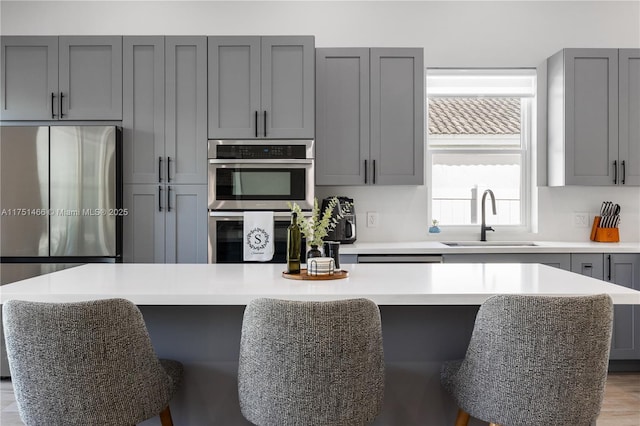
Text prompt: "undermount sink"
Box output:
[[443, 241, 538, 247]]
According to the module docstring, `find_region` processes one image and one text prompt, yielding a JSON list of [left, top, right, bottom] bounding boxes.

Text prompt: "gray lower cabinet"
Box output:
[[1, 36, 122, 120], [547, 48, 639, 186], [208, 36, 315, 139], [442, 253, 571, 270], [122, 36, 207, 263], [123, 184, 207, 263], [606, 253, 640, 360], [315, 48, 424, 185], [570, 253, 640, 360]]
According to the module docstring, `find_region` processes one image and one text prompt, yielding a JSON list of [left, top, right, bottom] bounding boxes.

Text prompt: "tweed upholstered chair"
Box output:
[[441, 294, 613, 426], [2, 298, 183, 426], [238, 298, 385, 426]]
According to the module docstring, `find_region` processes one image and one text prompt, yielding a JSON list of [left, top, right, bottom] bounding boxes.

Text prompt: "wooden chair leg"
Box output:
[[159, 406, 173, 426], [454, 408, 471, 426]]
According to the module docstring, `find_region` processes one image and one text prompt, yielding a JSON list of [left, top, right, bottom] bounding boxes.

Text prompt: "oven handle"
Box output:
[[208, 159, 314, 165], [209, 211, 311, 219]]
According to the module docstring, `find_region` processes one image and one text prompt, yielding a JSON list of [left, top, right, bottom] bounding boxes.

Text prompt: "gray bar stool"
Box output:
[[441, 294, 613, 426], [238, 297, 385, 426], [3, 298, 183, 426]]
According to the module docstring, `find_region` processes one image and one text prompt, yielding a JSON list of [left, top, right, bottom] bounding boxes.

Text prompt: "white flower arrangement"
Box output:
[[289, 197, 352, 248]]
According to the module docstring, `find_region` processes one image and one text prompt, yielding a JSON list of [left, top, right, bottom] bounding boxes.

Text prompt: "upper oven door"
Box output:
[[208, 160, 314, 210]]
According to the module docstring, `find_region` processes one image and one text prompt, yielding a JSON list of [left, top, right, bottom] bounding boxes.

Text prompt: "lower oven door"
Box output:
[[208, 212, 306, 263], [208, 160, 314, 210]]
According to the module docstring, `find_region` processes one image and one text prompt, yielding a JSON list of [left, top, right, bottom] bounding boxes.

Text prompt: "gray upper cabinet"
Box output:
[[316, 47, 424, 186], [1, 36, 122, 121], [208, 36, 315, 139], [1, 37, 58, 120], [122, 36, 207, 264], [618, 49, 640, 186], [548, 48, 638, 186], [315, 48, 370, 185]]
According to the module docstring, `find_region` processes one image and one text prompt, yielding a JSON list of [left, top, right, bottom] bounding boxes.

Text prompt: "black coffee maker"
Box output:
[[321, 196, 356, 244]]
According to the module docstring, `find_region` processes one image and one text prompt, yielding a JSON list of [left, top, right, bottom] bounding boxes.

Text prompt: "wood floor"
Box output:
[[1, 373, 639, 425]]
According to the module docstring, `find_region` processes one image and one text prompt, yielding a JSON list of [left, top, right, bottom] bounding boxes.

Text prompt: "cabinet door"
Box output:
[[606, 253, 640, 360], [123, 37, 165, 184], [261, 36, 315, 139], [59, 36, 122, 120], [618, 49, 640, 186], [0, 36, 58, 120], [315, 48, 370, 185], [123, 184, 165, 263], [208, 36, 261, 139], [564, 49, 618, 185], [165, 185, 208, 263], [165, 37, 207, 185], [570, 253, 604, 280], [370, 48, 424, 185]]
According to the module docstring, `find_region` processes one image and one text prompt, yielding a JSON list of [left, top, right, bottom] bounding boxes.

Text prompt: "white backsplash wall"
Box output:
[[2, 1, 639, 242]]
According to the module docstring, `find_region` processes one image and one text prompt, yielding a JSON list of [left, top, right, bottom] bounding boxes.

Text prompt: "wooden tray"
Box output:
[[282, 269, 349, 280]]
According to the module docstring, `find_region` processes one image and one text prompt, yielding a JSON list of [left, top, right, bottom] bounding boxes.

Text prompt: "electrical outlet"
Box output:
[[367, 212, 379, 228], [574, 212, 589, 228]]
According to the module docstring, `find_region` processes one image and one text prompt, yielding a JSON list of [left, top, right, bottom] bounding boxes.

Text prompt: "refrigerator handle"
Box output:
[[59, 92, 64, 118], [51, 92, 57, 119], [158, 186, 163, 212], [167, 156, 172, 182], [158, 157, 163, 182], [167, 186, 172, 212]]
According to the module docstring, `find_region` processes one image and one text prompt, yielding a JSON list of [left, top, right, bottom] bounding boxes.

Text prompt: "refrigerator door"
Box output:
[[50, 126, 117, 256], [0, 126, 49, 256]]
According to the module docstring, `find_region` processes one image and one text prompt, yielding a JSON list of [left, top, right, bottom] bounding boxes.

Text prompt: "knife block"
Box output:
[[590, 216, 620, 242]]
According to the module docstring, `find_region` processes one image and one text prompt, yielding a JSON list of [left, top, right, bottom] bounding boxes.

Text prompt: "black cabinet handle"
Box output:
[[373, 159, 377, 184], [263, 111, 267, 138], [255, 111, 258, 138], [613, 160, 618, 184], [167, 157, 172, 183], [158, 186, 163, 212], [607, 255, 612, 281], [167, 186, 172, 212], [59, 92, 64, 118], [622, 160, 626, 185], [51, 92, 56, 119], [364, 160, 368, 184], [159, 157, 163, 182]]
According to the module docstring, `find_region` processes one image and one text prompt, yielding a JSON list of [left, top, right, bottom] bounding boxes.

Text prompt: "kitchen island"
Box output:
[[1, 263, 639, 426]]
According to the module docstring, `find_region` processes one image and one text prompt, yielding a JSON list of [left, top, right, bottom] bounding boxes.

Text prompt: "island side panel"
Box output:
[[138, 304, 481, 426]]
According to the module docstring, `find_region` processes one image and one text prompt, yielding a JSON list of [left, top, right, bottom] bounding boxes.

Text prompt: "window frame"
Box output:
[[426, 70, 536, 234]]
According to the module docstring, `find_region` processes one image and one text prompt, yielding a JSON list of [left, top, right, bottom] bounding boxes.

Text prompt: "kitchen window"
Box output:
[[426, 69, 536, 230]]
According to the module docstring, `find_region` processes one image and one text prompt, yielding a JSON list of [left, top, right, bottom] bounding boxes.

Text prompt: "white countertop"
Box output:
[[1, 263, 638, 306], [340, 241, 640, 255]]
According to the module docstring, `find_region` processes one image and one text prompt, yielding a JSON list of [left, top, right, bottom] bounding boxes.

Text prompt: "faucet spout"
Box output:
[[480, 189, 497, 241]]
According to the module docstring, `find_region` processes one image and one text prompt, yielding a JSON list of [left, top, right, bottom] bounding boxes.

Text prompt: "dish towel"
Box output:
[[243, 211, 274, 262]]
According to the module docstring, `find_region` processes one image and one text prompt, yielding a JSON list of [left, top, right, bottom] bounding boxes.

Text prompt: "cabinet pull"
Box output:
[[373, 159, 377, 184], [59, 92, 64, 118], [167, 186, 172, 212], [607, 255, 611, 281], [364, 160, 368, 184], [263, 111, 267, 138], [613, 160, 617, 184], [167, 156, 172, 182], [159, 157, 163, 182], [158, 186, 163, 212], [622, 160, 626, 185], [51, 92, 57, 119], [255, 111, 258, 138]]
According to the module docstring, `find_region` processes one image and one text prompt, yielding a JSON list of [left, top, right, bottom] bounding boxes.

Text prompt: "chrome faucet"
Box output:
[[480, 189, 497, 241]]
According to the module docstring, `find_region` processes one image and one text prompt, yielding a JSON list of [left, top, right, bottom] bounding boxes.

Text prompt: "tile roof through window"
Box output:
[[428, 97, 521, 135]]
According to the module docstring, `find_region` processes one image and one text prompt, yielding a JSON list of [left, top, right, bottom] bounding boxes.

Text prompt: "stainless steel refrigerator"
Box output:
[[0, 125, 123, 284]]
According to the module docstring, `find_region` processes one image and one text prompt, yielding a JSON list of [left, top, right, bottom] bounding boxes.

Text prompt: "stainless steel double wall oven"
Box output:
[[207, 140, 314, 263]]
